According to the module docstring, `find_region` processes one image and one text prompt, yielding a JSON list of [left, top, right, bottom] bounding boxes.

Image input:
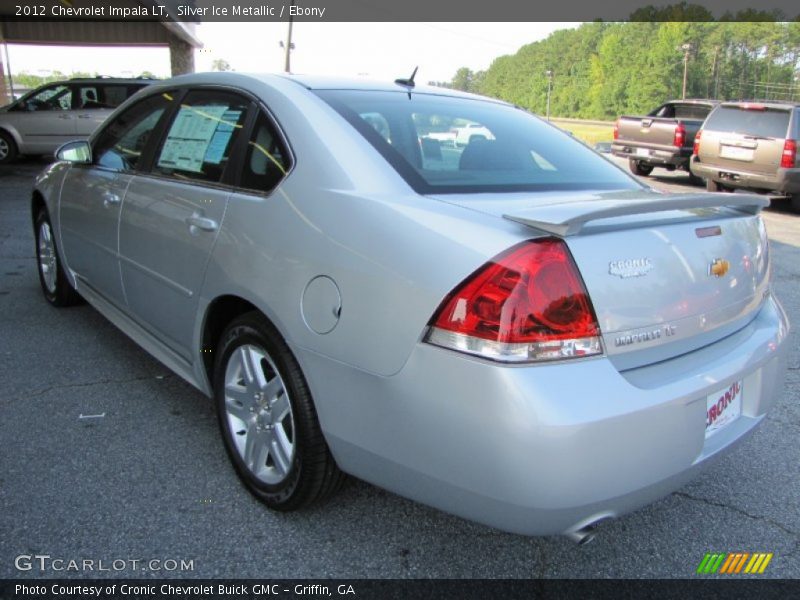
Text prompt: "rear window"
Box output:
[[704, 106, 791, 139], [316, 90, 639, 194], [650, 103, 713, 120]]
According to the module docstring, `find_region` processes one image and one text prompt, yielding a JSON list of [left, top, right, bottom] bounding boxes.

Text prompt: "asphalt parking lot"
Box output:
[[1, 157, 798, 579]]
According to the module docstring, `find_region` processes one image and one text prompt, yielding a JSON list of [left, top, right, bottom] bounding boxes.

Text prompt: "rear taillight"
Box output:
[[781, 139, 796, 168], [693, 129, 702, 156], [425, 239, 603, 363], [613, 119, 619, 140], [674, 122, 686, 148]]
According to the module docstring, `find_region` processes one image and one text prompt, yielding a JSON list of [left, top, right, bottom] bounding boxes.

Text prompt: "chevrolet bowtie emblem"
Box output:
[[709, 258, 730, 278]]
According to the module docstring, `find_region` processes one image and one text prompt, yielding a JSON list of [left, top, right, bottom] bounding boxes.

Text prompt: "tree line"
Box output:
[[444, 17, 800, 120]]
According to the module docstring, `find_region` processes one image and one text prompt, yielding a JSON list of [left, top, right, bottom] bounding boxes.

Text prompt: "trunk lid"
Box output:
[[433, 189, 770, 369]]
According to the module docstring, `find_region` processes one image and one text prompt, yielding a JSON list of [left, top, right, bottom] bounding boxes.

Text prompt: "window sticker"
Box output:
[[157, 104, 231, 173], [203, 109, 242, 164]]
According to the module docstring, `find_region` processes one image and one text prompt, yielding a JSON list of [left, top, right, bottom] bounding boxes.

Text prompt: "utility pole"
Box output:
[[545, 70, 553, 120], [709, 45, 719, 99], [681, 43, 692, 100], [282, 1, 295, 73]]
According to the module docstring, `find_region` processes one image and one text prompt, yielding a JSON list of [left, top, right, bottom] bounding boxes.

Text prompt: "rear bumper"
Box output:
[[299, 295, 789, 536], [612, 142, 691, 168], [691, 157, 800, 195]]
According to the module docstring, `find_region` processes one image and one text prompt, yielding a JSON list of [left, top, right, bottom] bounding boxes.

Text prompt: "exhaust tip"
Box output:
[[565, 527, 596, 545]]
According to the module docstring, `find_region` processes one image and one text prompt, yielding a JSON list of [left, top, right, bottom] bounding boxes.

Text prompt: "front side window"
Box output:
[[23, 85, 72, 111], [153, 90, 249, 184], [316, 90, 639, 194], [93, 92, 176, 171]]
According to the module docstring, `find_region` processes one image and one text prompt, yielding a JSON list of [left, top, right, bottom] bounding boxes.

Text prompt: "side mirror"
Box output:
[[55, 140, 92, 164]]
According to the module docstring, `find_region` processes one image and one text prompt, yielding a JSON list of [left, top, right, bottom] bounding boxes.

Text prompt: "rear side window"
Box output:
[[74, 85, 101, 109], [238, 111, 291, 193], [704, 106, 791, 139], [93, 92, 176, 171], [316, 90, 638, 194], [154, 90, 249, 184]]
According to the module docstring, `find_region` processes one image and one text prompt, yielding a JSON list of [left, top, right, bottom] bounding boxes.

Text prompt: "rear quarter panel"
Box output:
[[198, 79, 529, 377]]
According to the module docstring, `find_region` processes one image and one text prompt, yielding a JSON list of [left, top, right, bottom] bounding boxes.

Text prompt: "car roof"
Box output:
[[719, 100, 800, 110], [67, 77, 157, 84], [159, 71, 511, 106], [663, 99, 719, 105]]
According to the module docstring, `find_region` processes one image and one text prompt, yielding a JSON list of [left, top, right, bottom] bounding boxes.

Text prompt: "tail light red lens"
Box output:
[[673, 122, 686, 148], [693, 129, 702, 156], [613, 120, 619, 140], [781, 139, 796, 169], [425, 239, 603, 362]]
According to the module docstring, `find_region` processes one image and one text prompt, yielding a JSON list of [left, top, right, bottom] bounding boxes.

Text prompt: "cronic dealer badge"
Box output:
[[609, 257, 653, 279]]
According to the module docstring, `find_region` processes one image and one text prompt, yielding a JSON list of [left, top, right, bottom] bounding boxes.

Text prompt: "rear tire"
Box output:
[[214, 312, 346, 511], [688, 172, 704, 186], [628, 159, 654, 177], [0, 130, 18, 165], [705, 179, 733, 193], [790, 195, 800, 213], [34, 209, 81, 307]]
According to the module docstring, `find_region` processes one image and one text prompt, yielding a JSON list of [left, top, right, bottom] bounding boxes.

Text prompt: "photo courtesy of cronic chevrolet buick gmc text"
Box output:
[[31, 72, 789, 543], [691, 101, 800, 212]]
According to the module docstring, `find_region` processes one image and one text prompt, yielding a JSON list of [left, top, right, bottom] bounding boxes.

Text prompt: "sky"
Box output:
[[5, 22, 577, 84]]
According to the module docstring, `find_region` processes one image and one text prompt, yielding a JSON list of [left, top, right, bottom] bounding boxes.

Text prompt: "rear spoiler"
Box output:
[[503, 194, 769, 237]]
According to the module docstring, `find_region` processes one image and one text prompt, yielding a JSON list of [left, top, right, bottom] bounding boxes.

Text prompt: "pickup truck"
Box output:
[[611, 100, 718, 182]]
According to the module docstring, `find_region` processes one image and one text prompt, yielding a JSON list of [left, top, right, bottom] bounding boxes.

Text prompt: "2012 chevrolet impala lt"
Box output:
[[31, 73, 789, 542]]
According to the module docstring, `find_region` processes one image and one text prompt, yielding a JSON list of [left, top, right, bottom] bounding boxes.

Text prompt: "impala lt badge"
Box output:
[[609, 258, 653, 279], [709, 258, 730, 278]]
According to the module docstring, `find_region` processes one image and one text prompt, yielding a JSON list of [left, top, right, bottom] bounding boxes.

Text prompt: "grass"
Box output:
[[552, 122, 615, 146]]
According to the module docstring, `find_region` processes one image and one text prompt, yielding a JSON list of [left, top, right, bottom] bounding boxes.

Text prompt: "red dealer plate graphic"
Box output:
[[705, 380, 743, 437]]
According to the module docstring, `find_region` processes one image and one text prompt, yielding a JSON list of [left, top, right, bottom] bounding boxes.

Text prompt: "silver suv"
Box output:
[[0, 77, 155, 164], [690, 101, 800, 211]]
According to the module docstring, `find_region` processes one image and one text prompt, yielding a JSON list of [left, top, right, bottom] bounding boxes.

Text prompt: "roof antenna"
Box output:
[[395, 66, 418, 88]]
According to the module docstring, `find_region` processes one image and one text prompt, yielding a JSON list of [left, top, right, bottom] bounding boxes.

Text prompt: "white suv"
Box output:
[[0, 77, 155, 164]]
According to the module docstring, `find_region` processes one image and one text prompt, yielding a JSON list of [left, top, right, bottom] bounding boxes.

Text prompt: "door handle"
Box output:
[[102, 192, 121, 208], [78, 114, 93, 119], [185, 215, 218, 232], [58, 114, 72, 120]]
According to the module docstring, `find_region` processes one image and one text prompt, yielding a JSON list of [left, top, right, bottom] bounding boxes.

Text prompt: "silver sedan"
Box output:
[[32, 72, 789, 542]]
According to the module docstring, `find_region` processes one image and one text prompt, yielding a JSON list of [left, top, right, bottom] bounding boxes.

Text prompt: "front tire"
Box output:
[[628, 159, 654, 176], [34, 210, 81, 307], [214, 312, 345, 510], [0, 130, 18, 165]]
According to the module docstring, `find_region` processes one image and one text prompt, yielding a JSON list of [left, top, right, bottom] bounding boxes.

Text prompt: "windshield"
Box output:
[[315, 90, 640, 194], [704, 106, 791, 139]]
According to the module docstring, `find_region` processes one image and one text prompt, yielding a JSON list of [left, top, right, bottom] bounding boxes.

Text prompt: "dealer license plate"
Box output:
[[635, 147, 650, 157], [705, 381, 743, 437]]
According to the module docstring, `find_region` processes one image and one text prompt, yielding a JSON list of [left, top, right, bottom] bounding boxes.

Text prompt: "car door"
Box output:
[[71, 83, 111, 137], [118, 89, 251, 359], [59, 92, 178, 307], [10, 83, 76, 152]]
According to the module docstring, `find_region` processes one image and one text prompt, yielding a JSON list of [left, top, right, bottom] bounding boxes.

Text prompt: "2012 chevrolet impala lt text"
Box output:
[[31, 72, 789, 541]]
